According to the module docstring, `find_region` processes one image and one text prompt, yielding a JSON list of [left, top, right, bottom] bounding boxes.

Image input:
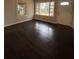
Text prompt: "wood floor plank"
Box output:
[[4, 20, 74, 59]]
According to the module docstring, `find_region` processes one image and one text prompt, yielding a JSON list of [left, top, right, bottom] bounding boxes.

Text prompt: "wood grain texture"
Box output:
[[4, 20, 74, 59]]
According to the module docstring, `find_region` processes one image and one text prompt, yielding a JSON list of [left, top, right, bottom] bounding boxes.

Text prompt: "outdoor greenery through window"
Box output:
[[17, 3, 26, 16], [35, 2, 55, 16]]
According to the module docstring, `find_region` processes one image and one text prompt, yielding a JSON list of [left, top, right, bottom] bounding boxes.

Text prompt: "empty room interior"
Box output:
[[4, 0, 74, 59]]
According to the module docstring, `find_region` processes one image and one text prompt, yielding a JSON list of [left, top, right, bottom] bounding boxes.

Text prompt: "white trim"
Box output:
[[4, 19, 32, 27], [36, 19, 57, 24], [35, 19, 73, 28]]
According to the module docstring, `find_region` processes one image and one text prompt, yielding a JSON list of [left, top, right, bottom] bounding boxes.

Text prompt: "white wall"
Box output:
[[4, 0, 17, 26], [4, 0, 34, 27], [56, 0, 74, 27]]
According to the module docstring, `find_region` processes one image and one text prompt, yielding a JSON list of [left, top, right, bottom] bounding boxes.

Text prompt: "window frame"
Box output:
[[35, 1, 55, 17]]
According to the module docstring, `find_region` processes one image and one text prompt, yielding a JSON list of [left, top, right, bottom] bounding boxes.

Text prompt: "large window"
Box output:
[[17, 3, 26, 16], [35, 2, 55, 16]]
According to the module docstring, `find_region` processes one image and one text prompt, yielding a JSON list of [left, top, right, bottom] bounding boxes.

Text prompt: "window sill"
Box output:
[[35, 15, 54, 18]]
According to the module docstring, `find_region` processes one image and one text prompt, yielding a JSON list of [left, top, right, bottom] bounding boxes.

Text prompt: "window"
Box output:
[[60, 2, 69, 6], [35, 2, 55, 16], [17, 3, 26, 16]]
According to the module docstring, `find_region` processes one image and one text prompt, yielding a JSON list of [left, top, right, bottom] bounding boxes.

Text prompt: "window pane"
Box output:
[[50, 2, 54, 6], [50, 13, 54, 16], [50, 2, 54, 8], [36, 8, 39, 14], [50, 2, 54, 16], [50, 8, 54, 16], [60, 2, 69, 5], [39, 2, 49, 16], [35, 3, 40, 14], [50, 6, 54, 9]]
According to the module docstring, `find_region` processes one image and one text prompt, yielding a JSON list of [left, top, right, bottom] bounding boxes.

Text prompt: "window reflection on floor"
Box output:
[[35, 22, 54, 42]]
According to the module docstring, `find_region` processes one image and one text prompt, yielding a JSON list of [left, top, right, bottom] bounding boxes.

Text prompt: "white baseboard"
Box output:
[[4, 19, 32, 27], [34, 19, 73, 28], [35, 19, 57, 24]]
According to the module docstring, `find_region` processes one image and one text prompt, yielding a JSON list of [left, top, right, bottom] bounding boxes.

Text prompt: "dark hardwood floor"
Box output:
[[4, 20, 74, 59]]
